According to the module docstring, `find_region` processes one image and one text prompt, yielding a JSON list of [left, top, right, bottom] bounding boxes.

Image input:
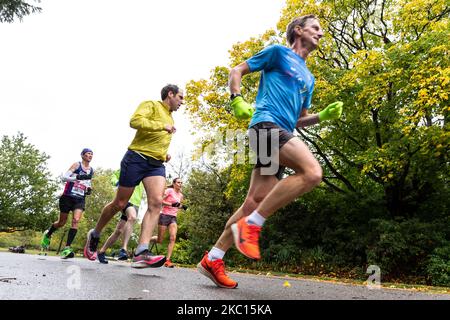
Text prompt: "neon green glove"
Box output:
[[230, 96, 254, 120], [318, 101, 343, 122]]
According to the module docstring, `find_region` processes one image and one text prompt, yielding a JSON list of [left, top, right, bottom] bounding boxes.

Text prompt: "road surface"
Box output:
[[0, 252, 449, 300]]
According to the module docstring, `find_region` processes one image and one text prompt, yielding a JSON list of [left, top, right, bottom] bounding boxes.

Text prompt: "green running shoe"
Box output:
[[61, 246, 74, 259], [41, 230, 51, 249]]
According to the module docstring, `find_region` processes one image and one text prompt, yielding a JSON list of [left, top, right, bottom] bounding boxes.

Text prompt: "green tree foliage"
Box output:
[[426, 243, 450, 286], [184, 0, 450, 284], [179, 163, 238, 262], [0, 0, 42, 23], [83, 168, 115, 229], [0, 132, 58, 232]]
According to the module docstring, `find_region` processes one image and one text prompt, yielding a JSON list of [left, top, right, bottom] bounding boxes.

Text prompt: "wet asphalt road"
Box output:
[[0, 252, 449, 300]]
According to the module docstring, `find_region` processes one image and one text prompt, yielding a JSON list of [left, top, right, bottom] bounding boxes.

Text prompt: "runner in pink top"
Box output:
[[151, 178, 187, 267], [162, 186, 183, 216]]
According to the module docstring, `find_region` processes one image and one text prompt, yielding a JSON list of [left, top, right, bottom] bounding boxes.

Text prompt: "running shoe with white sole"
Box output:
[[131, 250, 166, 268]]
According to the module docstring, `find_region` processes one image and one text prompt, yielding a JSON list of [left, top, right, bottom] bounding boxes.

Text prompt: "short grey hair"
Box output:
[[286, 14, 318, 46]]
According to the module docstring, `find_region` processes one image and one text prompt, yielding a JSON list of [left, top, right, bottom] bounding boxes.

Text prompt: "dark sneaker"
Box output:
[[97, 252, 108, 264], [131, 250, 166, 268], [84, 229, 99, 261], [9, 246, 26, 254], [117, 248, 128, 261], [197, 251, 238, 288]]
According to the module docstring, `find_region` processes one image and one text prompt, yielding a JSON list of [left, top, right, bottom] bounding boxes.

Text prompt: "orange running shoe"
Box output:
[[197, 252, 238, 289], [231, 217, 262, 260], [164, 259, 174, 268]]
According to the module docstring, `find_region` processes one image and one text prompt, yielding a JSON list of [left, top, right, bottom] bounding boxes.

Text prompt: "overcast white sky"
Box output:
[[0, 0, 284, 178]]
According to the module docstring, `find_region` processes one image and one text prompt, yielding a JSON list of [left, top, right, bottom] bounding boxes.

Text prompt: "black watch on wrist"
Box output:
[[230, 93, 242, 101]]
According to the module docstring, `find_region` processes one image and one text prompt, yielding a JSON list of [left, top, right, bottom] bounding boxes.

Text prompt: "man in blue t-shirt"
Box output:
[[198, 15, 344, 289]]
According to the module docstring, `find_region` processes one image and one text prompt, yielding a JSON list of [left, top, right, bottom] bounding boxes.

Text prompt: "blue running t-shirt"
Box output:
[[247, 44, 315, 132]]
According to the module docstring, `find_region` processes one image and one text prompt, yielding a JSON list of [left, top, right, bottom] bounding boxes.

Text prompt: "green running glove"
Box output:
[[318, 101, 343, 122], [230, 96, 254, 120]]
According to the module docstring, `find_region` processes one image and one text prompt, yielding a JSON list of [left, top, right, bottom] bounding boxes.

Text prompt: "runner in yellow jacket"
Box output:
[[84, 84, 183, 268]]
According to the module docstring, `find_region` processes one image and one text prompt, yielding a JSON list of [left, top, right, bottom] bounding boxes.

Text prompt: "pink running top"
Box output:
[[162, 188, 183, 216]]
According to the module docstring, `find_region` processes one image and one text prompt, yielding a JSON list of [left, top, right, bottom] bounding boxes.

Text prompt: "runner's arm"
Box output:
[[296, 101, 344, 128], [130, 101, 167, 132], [296, 109, 320, 128], [61, 162, 80, 182], [229, 62, 251, 96]]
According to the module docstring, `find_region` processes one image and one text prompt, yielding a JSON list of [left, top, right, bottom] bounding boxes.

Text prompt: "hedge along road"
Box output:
[[0, 252, 449, 300]]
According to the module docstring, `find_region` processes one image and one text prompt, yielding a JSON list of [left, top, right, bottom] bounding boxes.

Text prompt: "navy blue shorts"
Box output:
[[119, 150, 166, 187]]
